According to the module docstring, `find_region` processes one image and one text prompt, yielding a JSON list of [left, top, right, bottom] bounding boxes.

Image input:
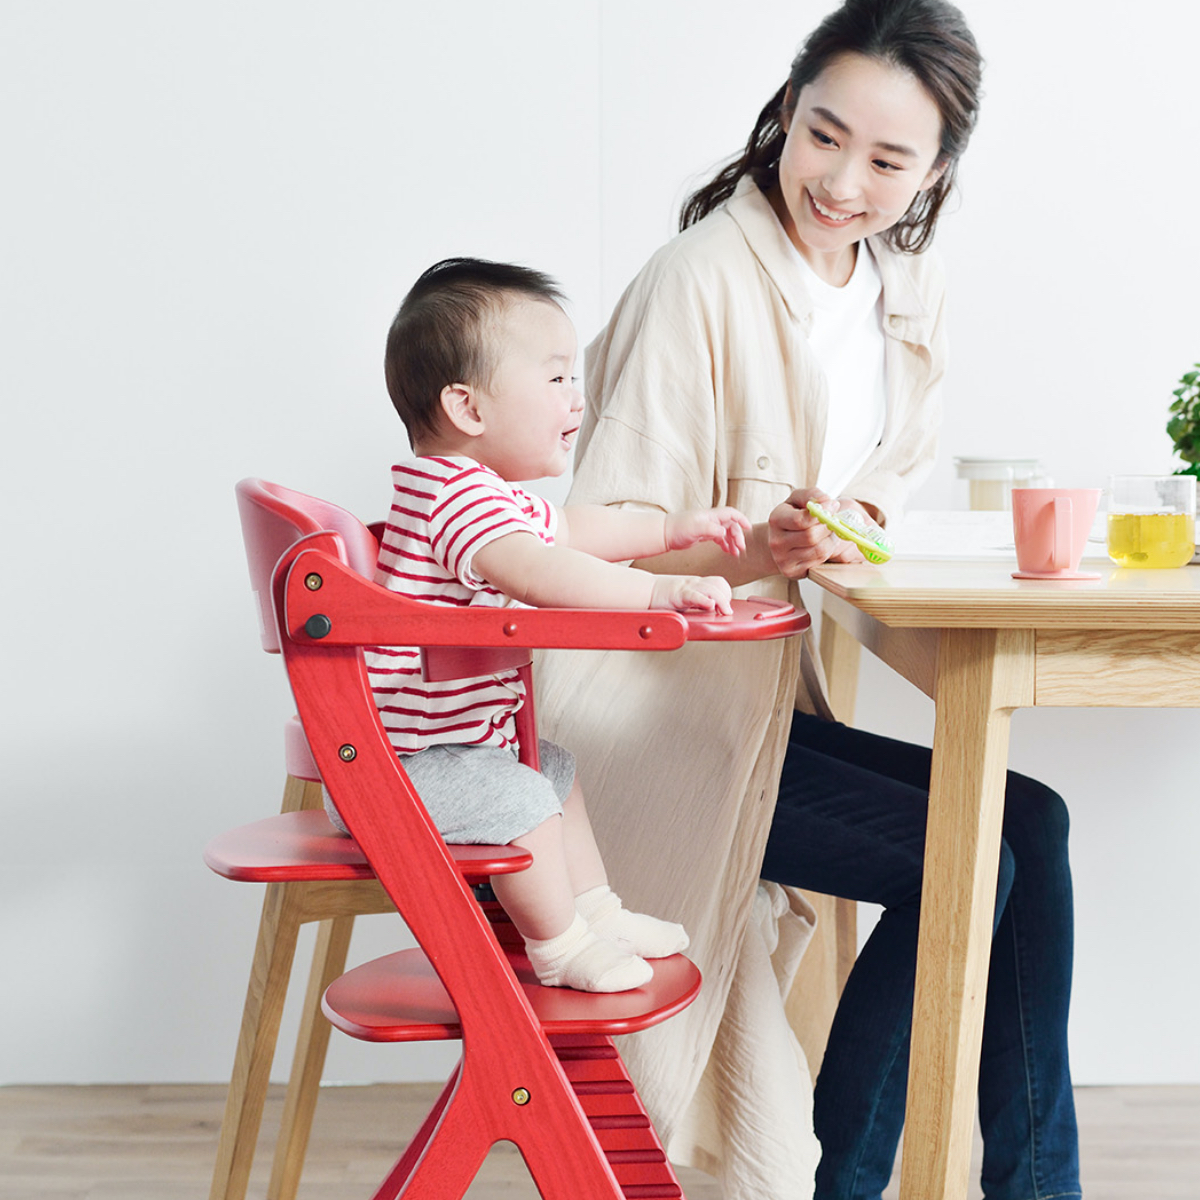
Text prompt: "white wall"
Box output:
[[3, 0, 1197, 1088]]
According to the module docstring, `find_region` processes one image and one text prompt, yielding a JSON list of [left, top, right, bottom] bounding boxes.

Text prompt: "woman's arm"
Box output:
[[471, 531, 734, 614]]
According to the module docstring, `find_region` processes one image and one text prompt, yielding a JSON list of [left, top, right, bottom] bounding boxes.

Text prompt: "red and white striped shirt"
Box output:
[[366, 456, 557, 755]]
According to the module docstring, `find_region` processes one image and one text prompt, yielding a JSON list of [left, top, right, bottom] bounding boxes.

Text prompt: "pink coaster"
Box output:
[[1011, 569, 1102, 581]]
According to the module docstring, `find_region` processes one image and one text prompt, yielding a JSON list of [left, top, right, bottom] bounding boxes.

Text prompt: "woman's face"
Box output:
[[775, 52, 946, 282]]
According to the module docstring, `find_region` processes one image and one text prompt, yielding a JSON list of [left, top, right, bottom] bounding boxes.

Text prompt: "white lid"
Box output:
[[954, 457, 1043, 480]]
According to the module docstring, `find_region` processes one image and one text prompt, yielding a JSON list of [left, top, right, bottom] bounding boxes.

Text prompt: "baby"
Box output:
[[330, 257, 749, 993]]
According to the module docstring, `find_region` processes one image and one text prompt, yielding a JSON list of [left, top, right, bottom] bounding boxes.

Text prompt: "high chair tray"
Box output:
[[683, 595, 811, 641], [322, 947, 702, 1041]]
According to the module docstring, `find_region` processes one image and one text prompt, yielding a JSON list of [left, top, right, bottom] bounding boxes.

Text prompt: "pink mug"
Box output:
[[1011, 488, 1102, 580]]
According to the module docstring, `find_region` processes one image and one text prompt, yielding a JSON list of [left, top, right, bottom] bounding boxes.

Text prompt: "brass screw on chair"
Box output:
[[511, 1088, 531, 1106], [338, 744, 357, 762], [304, 573, 323, 590]]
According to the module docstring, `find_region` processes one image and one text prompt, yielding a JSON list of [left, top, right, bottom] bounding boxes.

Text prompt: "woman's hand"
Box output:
[[766, 488, 864, 578], [649, 574, 734, 615], [664, 506, 751, 557]]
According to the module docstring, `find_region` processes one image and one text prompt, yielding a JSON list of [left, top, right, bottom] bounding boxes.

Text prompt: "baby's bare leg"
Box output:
[[491, 814, 575, 941], [565, 782, 690, 958], [490, 813, 650, 993], [559, 778, 608, 895]]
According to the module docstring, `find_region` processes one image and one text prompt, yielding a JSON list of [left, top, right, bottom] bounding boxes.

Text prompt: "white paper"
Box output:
[[887, 510, 1113, 562]]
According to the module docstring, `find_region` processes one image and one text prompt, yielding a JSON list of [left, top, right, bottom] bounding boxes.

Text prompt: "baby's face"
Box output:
[[472, 299, 584, 482]]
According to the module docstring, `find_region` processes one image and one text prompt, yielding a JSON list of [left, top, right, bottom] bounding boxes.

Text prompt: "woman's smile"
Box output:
[[808, 190, 861, 224]]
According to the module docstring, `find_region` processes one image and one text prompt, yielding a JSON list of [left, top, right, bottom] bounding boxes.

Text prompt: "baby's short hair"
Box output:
[[384, 257, 565, 444]]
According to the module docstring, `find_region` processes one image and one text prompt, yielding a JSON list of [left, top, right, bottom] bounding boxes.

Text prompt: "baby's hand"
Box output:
[[664, 507, 751, 557], [650, 575, 734, 615]]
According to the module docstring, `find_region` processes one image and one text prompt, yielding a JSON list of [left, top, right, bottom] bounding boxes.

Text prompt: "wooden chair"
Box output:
[[208, 489, 526, 1200], [204, 722, 392, 1200], [225, 476, 807, 1198], [205, 488, 399, 1200], [786, 614, 862, 1074]]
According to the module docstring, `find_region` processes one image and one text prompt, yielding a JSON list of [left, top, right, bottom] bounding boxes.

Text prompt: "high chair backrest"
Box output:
[[237, 476, 543, 761], [237, 478, 379, 653]]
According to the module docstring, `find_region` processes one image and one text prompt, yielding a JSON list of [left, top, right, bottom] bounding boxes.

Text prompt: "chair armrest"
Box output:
[[280, 545, 690, 653]]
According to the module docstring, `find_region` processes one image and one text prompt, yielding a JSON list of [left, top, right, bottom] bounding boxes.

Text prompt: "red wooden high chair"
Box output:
[[218, 477, 808, 1199]]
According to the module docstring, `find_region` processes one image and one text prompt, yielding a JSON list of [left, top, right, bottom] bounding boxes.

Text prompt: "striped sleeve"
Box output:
[[426, 465, 549, 587]]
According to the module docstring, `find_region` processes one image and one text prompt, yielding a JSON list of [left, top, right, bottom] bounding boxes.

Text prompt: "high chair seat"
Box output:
[[205, 811, 532, 883]]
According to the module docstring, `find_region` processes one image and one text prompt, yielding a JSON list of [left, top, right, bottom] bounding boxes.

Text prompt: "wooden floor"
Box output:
[[1, 1082, 1196, 1199]]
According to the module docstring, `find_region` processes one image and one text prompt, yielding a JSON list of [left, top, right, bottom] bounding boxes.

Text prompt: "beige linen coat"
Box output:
[[538, 177, 945, 1199]]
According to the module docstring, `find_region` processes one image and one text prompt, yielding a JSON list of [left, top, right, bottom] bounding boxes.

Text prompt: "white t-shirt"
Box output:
[[791, 240, 888, 496]]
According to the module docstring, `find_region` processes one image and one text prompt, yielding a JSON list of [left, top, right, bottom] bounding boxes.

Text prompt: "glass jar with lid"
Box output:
[[953, 457, 1046, 511]]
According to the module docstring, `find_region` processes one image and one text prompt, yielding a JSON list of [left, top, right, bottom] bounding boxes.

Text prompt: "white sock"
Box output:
[[524, 912, 652, 993], [576, 885, 690, 958]]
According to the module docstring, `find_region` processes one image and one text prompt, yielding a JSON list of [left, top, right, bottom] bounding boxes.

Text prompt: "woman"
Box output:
[[540, 2, 1080, 1198]]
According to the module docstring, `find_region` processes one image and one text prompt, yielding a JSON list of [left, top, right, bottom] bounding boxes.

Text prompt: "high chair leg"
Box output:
[[375, 1056, 629, 1200], [371, 1072, 493, 1200], [267, 914, 356, 1200], [209, 880, 305, 1200], [371, 1061, 462, 1200]]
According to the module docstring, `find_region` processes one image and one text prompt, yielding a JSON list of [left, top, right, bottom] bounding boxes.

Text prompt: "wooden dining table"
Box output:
[[806, 557, 1200, 1200]]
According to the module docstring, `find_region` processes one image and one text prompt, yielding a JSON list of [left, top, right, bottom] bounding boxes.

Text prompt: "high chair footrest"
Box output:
[[321, 947, 701, 1041]]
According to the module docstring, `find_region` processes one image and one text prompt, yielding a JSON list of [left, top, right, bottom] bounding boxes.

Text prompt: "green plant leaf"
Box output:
[[1168, 364, 1200, 460]]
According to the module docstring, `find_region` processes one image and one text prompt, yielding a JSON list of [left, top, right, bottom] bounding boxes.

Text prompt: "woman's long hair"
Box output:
[[679, 0, 982, 253]]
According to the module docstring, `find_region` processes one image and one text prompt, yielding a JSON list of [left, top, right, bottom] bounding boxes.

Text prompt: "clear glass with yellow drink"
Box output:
[[1106, 475, 1197, 568]]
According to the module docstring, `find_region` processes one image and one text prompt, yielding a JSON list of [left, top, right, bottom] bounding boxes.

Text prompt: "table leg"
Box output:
[[899, 628, 1034, 1200], [819, 602, 862, 724]]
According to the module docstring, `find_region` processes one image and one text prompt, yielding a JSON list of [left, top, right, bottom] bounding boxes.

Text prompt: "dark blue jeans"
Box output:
[[762, 713, 1081, 1200]]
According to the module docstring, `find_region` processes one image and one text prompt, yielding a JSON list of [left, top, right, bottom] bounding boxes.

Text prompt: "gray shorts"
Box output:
[[324, 738, 575, 845]]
